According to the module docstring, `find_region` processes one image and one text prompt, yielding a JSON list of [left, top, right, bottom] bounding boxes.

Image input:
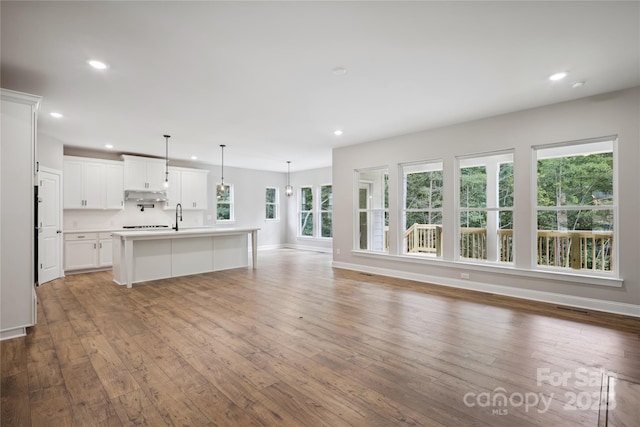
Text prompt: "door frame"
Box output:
[[38, 166, 63, 284]]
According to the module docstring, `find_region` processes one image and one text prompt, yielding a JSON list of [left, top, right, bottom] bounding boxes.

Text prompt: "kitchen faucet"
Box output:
[[173, 203, 182, 231]]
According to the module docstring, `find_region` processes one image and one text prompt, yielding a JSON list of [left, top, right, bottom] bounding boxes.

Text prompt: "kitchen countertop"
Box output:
[[64, 228, 125, 233], [111, 227, 256, 239]]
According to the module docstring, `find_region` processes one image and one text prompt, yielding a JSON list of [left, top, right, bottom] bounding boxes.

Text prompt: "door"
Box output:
[[38, 168, 62, 284]]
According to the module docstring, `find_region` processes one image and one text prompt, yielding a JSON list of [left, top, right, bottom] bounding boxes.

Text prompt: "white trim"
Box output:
[[332, 260, 638, 318], [285, 243, 332, 253], [350, 250, 623, 287], [257, 243, 285, 251], [0, 327, 27, 341]]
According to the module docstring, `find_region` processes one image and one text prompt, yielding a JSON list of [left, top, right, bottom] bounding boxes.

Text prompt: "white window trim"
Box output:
[[299, 185, 314, 237], [531, 135, 618, 277], [216, 183, 235, 223], [265, 187, 279, 221], [400, 159, 444, 257], [455, 149, 515, 264], [354, 167, 389, 253], [318, 184, 333, 239]]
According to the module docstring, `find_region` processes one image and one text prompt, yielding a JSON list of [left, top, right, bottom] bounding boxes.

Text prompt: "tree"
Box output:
[[537, 152, 613, 231]]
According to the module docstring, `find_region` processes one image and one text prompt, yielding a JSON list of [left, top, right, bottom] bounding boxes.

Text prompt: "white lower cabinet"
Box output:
[[64, 232, 114, 271], [99, 235, 113, 267]]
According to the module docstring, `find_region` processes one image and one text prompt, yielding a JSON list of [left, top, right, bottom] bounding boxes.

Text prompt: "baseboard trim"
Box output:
[[1, 327, 27, 341], [285, 244, 332, 254], [332, 261, 640, 318]]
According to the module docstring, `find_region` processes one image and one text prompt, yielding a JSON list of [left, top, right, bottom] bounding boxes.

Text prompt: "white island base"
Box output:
[[112, 228, 259, 288]]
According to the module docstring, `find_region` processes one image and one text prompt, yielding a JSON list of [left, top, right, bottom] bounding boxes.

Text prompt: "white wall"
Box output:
[[285, 166, 333, 252], [38, 133, 64, 171], [332, 87, 640, 313]]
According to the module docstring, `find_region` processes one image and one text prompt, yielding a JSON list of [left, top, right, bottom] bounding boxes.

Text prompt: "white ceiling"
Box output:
[[1, 1, 638, 172]]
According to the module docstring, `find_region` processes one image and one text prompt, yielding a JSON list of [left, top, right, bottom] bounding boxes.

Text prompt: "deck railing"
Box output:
[[403, 224, 442, 256], [403, 224, 613, 272]]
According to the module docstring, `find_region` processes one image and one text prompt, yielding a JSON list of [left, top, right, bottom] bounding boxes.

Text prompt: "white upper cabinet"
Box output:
[[63, 158, 104, 209], [123, 155, 166, 191], [63, 156, 124, 210], [164, 166, 208, 210], [181, 169, 208, 210], [105, 163, 124, 209], [165, 166, 182, 210]]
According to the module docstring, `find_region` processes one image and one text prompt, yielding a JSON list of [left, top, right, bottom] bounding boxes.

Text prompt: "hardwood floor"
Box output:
[[2, 249, 639, 426]]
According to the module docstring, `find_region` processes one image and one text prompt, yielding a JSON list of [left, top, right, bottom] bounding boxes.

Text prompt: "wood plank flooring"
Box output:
[[2, 249, 639, 426]]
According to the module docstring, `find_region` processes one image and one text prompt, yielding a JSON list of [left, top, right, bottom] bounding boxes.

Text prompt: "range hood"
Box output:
[[125, 190, 168, 202]]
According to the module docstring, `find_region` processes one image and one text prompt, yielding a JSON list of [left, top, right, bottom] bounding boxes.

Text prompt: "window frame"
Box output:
[[532, 136, 618, 276], [298, 185, 314, 237], [265, 187, 279, 221], [455, 150, 515, 264], [215, 183, 235, 223], [400, 159, 444, 258], [354, 167, 389, 253], [319, 184, 333, 238]]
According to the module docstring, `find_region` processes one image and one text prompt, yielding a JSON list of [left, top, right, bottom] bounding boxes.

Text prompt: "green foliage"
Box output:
[[460, 166, 487, 208], [300, 212, 313, 236], [499, 163, 514, 208], [216, 185, 231, 220], [320, 185, 333, 237], [265, 188, 276, 204], [265, 204, 276, 219], [217, 204, 230, 220], [537, 152, 613, 230]]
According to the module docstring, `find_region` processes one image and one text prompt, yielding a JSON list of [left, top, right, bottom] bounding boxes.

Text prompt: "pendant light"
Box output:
[[285, 160, 293, 197], [163, 134, 170, 188], [218, 144, 227, 193]]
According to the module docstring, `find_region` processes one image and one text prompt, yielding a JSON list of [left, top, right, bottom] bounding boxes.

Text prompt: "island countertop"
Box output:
[[112, 227, 259, 288], [112, 227, 259, 239]]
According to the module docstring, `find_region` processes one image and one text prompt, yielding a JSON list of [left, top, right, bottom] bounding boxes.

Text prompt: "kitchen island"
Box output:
[[112, 227, 259, 288]]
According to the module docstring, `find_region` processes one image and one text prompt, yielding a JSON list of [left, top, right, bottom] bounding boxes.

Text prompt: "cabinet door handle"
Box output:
[[100, 243, 102, 249], [94, 243, 96, 249], [121, 201, 123, 206], [77, 235, 85, 238]]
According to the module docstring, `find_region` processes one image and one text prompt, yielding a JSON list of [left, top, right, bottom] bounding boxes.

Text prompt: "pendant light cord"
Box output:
[[220, 144, 226, 186]]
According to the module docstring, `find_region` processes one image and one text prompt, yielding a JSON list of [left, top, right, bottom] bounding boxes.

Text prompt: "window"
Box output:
[[299, 186, 313, 237], [356, 168, 389, 252], [535, 138, 615, 272], [265, 187, 278, 220], [216, 184, 234, 221], [320, 185, 332, 238], [458, 152, 514, 263], [401, 161, 443, 257]]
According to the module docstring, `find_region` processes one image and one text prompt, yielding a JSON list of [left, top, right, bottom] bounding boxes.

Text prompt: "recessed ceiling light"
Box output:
[[570, 81, 586, 88], [105, 144, 114, 149], [50, 112, 63, 118], [88, 59, 108, 70], [549, 72, 568, 81], [191, 156, 198, 160], [332, 67, 347, 76], [334, 130, 343, 136]]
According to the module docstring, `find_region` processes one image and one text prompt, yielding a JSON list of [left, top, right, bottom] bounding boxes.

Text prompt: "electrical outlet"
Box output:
[[460, 272, 470, 279], [336, 248, 341, 255]]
